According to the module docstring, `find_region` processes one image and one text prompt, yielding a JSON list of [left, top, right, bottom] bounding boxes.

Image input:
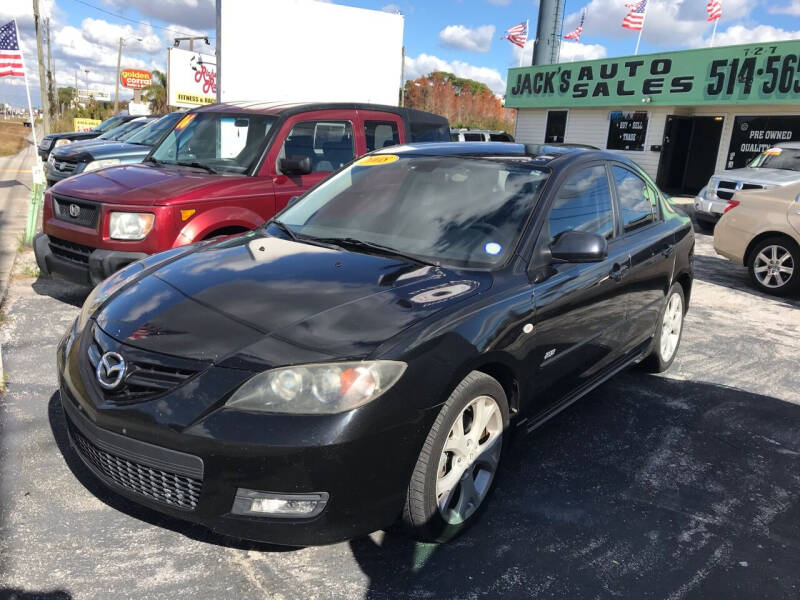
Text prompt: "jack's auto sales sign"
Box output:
[[167, 47, 217, 108]]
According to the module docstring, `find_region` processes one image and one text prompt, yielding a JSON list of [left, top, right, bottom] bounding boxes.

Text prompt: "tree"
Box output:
[[57, 86, 76, 111], [143, 69, 168, 115], [404, 71, 515, 133]]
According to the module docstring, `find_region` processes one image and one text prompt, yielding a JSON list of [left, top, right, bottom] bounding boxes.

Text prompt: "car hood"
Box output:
[[53, 141, 150, 162], [94, 232, 489, 366], [713, 167, 800, 187], [50, 163, 235, 206]]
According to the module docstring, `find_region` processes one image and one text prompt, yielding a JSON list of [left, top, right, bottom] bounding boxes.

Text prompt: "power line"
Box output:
[[66, 0, 215, 40]]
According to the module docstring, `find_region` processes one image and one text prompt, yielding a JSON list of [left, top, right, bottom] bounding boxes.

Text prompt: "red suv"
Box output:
[[34, 102, 449, 286]]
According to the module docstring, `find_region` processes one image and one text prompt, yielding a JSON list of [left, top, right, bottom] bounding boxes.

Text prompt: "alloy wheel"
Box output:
[[753, 245, 795, 289], [660, 292, 683, 362], [436, 395, 503, 525]]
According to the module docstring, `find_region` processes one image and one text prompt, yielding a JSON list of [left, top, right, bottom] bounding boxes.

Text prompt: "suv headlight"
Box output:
[[84, 158, 121, 172], [47, 154, 55, 167], [109, 211, 155, 240], [54, 139, 72, 147], [226, 361, 407, 414]]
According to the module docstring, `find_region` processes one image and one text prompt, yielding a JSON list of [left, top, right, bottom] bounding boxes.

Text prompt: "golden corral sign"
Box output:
[[168, 47, 217, 108], [120, 68, 153, 90], [73, 118, 101, 132]]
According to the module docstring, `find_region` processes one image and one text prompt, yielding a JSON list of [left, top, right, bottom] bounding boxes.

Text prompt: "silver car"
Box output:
[[694, 142, 800, 230]]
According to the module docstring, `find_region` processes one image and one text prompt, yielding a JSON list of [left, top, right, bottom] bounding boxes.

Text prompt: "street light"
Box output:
[[114, 36, 143, 114]]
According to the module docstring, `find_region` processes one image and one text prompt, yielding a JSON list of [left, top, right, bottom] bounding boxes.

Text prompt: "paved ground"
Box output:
[[0, 205, 798, 599]]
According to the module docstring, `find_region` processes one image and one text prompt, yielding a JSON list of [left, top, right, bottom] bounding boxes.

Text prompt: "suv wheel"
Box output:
[[641, 283, 685, 373], [402, 371, 509, 542], [748, 237, 799, 297]]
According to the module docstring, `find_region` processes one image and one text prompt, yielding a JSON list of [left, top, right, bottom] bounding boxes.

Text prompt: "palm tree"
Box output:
[[143, 69, 168, 115]]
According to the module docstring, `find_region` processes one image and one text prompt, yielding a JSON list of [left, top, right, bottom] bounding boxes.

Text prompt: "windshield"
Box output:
[[95, 115, 128, 132], [126, 113, 184, 146], [749, 147, 800, 171], [150, 112, 276, 174], [97, 119, 150, 141], [279, 155, 549, 268]]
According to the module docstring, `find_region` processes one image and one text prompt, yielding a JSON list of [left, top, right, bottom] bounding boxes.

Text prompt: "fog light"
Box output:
[[231, 489, 328, 518]]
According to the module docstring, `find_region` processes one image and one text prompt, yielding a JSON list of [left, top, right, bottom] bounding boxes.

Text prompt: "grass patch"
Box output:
[[0, 121, 30, 157], [19, 263, 40, 278]]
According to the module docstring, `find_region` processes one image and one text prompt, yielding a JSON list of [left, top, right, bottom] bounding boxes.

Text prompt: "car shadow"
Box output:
[[349, 372, 800, 599], [0, 589, 72, 600], [30, 276, 89, 309], [46, 392, 294, 554]]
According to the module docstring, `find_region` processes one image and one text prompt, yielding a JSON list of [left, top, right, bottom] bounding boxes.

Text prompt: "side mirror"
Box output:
[[550, 230, 608, 263], [279, 155, 312, 176]]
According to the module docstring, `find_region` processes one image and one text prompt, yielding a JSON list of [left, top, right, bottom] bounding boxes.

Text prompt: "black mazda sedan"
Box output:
[[56, 142, 694, 545]]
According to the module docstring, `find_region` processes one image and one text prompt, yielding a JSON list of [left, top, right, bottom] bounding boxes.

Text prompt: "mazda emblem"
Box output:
[[96, 352, 126, 390], [69, 204, 81, 218]]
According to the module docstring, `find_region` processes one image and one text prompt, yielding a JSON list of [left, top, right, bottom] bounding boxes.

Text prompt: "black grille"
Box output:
[[717, 190, 734, 200], [742, 183, 763, 191], [69, 422, 202, 510], [53, 159, 78, 174], [717, 180, 737, 190], [87, 325, 203, 404], [49, 236, 93, 265], [53, 194, 99, 228]]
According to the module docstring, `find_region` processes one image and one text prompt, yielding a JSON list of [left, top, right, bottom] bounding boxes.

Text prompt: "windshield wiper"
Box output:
[[311, 237, 437, 266], [174, 161, 217, 174], [267, 219, 298, 241]]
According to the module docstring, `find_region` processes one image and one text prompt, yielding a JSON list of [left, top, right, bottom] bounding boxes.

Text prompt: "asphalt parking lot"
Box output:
[[1, 207, 799, 600]]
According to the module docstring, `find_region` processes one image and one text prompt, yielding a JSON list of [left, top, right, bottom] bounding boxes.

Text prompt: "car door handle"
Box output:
[[660, 244, 675, 258], [609, 263, 629, 282]]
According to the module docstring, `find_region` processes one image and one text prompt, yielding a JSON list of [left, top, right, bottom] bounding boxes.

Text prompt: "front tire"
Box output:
[[402, 371, 509, 543], [641, 283, 685, 373], [748, 237, 799, 297]]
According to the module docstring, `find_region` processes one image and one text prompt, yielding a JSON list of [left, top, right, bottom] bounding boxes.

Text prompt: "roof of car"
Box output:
[[191, 101, 447, 121], [376, 142, 600, 164], [775, 141, 800, 149]]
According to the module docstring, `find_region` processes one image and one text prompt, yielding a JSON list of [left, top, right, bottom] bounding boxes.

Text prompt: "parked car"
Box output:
[[34, 102, 450, 286], [694, 143, 800, 230], [37, 114, 144, 161], [450, 128, 514, 142], [56, 142, 693, 546], [45, 113, 183, 187], [714, 182, 800, 296]]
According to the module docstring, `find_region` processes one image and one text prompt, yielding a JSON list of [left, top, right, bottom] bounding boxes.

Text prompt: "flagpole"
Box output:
[[518, 19, 528, 67], [634, 3, 649, 56], [710, 19, 718, 48], [13, 18, 38, 148]]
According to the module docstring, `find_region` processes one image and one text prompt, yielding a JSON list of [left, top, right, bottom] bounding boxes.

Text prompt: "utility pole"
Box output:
[[45, 17, 56, 118], [114, 37, 122, 113], [33, 0, 51, 135]]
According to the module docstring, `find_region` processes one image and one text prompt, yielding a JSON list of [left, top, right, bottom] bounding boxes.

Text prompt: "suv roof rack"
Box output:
[[524, 143, 598, 157]]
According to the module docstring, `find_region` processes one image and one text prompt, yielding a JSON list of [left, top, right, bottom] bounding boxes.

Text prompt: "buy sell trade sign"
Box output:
[[120, 69, 153, 90]]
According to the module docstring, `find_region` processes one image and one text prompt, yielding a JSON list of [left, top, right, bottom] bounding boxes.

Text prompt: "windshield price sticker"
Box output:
[[356, 155, 399, 166], [175, 114, 197, 130]]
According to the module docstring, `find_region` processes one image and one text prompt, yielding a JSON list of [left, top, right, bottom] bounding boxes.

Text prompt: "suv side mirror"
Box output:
[[279, 156, 312, 176], [550, 230, 608, 263]]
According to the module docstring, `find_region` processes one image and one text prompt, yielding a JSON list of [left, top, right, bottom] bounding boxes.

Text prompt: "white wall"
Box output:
[[219, 0, 404, 106]]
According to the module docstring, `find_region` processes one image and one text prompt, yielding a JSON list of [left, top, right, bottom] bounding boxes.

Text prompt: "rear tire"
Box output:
[[747, 236, 800, 297], [641, 283, 685, 373], [402, 371, 509, 543]]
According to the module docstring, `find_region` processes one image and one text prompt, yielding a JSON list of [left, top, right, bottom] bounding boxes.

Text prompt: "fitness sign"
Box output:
[[506, 39, 800, 108], [167, 47, 217, 108]]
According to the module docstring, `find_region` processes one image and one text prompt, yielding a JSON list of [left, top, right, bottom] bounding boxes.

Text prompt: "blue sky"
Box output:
[[2, 0, 800, 108]]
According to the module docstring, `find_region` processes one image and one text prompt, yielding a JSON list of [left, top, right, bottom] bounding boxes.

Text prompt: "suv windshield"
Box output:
[[97, 119, 150, 141], [749, 147, 800, 171], [126, 112, 184, 146], [279, 155, 549, 268], [150, 112, 276, 174], [95, 115, 129, 133]]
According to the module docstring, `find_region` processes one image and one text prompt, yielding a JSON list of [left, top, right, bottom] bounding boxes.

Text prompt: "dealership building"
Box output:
[[505, 39, 800, 195]]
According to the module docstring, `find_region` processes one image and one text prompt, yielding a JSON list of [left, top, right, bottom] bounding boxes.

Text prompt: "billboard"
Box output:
[[219, 0, 403, 105], [506, 39, 800, 109], [167, 48, 217, 108], [73, 118, 101, 132], [120, 69, 153, 89]]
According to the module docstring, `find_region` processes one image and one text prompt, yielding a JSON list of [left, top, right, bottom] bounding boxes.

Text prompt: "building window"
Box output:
[[726, 115, 800, 169], [545, 110, 568, 143], [607, 111, 648, 152]]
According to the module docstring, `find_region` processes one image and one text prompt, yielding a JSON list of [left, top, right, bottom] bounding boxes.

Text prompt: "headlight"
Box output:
[[226, 361, 407, 414], [54, 139, 72, 147], [47, 154, 55, 167], [703, 185, 717, 200], [83, 158, 121, 172], [109, 211, 155, 240]]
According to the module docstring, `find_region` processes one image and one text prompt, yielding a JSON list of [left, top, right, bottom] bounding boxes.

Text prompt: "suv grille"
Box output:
[[53, 194, 99, 228], [49, 236, 93, 265], [68, 422, 202, 510], [52, 159, 78, 174], [87, 325, 205, 404], [716, 181, 763, 201]]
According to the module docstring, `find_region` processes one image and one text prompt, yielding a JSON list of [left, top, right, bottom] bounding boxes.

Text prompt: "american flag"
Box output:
[[707, 0, 722, 21], [564, 11, 585, 41], [0, 20, 24, 78], [502, 21, 528, 48], [622, 0, 648, 31]]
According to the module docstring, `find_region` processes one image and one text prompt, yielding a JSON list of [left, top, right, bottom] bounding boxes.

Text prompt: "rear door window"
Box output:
[[464, 133, 484, 142], [278, 120, 354, 173], [364, 121, 400, 151], [612, 166, 658, 232]]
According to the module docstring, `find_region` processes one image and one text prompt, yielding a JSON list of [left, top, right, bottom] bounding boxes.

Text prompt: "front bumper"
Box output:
[[56, 324, 429, 546], [693, 196, 728, 222], [35, 232, 147, 286]]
